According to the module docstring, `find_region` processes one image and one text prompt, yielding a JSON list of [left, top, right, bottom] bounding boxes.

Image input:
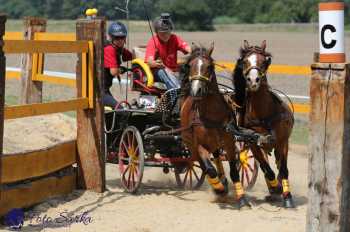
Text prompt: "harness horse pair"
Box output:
[[180, 41, 295, 208]]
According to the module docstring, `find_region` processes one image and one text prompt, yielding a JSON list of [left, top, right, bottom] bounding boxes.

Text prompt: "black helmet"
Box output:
[[153, 13, 174, 33], [108, 22, 127, 37]]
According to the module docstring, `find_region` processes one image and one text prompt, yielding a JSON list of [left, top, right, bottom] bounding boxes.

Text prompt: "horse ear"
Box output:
[[191, 42, 198, 51], [261, 40, 266, 51], [244, 40, 250, 49], [208, 42, 214, 56]]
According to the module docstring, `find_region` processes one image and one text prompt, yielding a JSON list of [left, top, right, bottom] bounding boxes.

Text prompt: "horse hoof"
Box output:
[[283, 196, 295, 208], [238, 196, 251, 210], [269, 186, 283, 195], [265, 195, 280, 202]]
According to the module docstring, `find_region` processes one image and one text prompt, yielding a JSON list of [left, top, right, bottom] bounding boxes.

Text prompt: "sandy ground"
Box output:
[[1, 112, 308, 231], [0, 143, 308, 232], [3, 114, 76, 155]]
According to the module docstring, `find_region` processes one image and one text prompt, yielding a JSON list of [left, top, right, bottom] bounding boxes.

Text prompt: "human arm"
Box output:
[[145, 37, 164, 69], [176, 35, 191, 54]]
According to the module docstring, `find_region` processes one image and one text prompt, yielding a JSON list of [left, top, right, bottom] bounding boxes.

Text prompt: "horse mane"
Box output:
[[180, 46, 215, 97], [232, 58, 246, 107]]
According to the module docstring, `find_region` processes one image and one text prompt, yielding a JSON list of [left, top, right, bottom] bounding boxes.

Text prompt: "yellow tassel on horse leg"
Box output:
[[282, 179, 290, 193], [265, 178, 279, 188], [233, 182, 244, 199], [207, 176, 224, 191]]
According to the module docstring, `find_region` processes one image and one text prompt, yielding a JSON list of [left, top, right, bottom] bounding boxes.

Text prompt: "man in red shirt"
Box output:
[[145, 13, 191, 90], [104, 21, 133, 108]]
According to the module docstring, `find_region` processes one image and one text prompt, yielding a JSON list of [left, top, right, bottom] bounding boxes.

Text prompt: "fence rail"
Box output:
[[4, 98, 89, 119], [4, 40, 88, 53]]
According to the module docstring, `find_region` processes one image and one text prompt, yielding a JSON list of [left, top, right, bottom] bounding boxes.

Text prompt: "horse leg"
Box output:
[[250, 145, 282, 195], [275, 142, 295, 208], [223, 137, 251, 209], [198, 145, 228, 196], [213, 149, 226, 179]]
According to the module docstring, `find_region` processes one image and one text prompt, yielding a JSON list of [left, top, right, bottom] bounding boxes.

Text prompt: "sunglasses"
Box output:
[[112, 36, 126, 40]]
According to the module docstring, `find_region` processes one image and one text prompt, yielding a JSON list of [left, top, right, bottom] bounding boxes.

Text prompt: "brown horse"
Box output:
[[232, 40, 295, 208], [180, 43, 250, 209]]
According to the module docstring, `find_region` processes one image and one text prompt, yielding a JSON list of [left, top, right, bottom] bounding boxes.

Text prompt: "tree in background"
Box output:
[[157, 0, 215, 31], [0, 0, 349, 30]]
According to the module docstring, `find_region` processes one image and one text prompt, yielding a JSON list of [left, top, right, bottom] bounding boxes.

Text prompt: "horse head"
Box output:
[[183, 43, 215, 99], [238, 40, 272, 92]]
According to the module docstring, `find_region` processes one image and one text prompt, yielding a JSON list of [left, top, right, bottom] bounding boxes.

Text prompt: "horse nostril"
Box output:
[[256, 77, 260, 82], [247, 77, 251, 82]]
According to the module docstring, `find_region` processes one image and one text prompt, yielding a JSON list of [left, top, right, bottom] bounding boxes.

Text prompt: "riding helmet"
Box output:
[[108, 22, 127, 37]]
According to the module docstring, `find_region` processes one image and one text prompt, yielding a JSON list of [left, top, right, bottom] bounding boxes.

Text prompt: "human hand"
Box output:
[[153, 59, 165, 69], [119, 66, 128, 74]]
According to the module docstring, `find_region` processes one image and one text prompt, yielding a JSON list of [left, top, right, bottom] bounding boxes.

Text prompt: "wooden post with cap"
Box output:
[[307, 2, 350, 231], [20, 17, 46, 104], [0, 14, 6, 201], [76, 17, 106, 192]]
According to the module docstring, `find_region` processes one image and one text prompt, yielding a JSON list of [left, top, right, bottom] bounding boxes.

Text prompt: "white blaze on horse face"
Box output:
[[246, 54, 260, 91], [197, 59, 203, 76]]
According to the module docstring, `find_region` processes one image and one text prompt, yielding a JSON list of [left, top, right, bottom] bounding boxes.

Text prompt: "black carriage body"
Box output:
[[105, 106, 187, 158]]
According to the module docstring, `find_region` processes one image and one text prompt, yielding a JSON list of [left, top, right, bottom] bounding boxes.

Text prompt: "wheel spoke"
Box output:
[[183, 168, 190, 186], [122, 165, 130, 185], [127, 165, 132, 188], [131, 167, 135, 189], [245, 167, 250, 185], [247, 163, 254, 173], [192, 167, 201, 182], [131, 133, 135, 151], [122, 140, 129, 153], [134, 145, 140, 155], [189, 168, 193, 189], [127, 131, 132, 148]]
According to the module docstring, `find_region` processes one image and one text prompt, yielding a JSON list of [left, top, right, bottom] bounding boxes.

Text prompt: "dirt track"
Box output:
[[0, 144, 308, 232]]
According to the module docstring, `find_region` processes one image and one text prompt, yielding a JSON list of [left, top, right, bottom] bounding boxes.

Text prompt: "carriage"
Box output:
[[103, 46, 262, 193]]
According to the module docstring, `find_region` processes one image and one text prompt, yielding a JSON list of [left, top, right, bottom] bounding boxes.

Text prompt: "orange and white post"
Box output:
[[319, 2, 345, 63]]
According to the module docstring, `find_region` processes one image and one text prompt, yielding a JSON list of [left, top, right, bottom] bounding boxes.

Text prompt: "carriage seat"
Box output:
[[131, 46, 167, 92]]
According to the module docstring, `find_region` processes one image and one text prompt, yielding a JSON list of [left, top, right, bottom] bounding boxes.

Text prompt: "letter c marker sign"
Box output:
[[319, 2, 345, 63]]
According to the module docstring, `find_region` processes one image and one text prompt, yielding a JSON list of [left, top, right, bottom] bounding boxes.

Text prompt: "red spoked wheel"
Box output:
[[174, 161, 205, 190], [118, 126, 144, 193], [237, 143, 259, 190]]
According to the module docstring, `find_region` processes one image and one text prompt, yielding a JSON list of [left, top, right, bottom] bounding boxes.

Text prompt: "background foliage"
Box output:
[[0, 0, 349, 30]]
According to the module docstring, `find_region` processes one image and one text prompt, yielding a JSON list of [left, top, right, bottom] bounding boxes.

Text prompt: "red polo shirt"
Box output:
[[104, 44, 132, 68], [145, 34, 189, 71]]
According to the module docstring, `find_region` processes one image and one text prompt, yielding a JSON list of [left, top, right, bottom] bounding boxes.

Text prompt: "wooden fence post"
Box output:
[[0, 14, 6, 201], [20, 17, 46, 104], [76, 17, 105, 192], [307, 63, 350, 231]]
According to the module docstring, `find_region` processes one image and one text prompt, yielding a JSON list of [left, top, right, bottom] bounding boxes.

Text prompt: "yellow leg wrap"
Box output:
[[266, 178, 279, 188], [207, 176, 224, 191], [213, 158, 225, 178], [233, 182, 244, 198], [282, 179, 290, 193]]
